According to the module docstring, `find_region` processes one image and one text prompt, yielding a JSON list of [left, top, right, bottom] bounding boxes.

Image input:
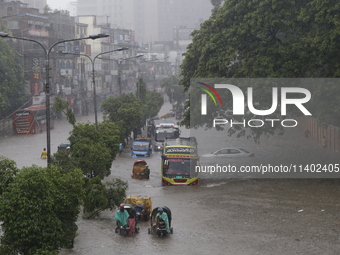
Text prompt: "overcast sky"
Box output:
[[47, 0, 71, 11]]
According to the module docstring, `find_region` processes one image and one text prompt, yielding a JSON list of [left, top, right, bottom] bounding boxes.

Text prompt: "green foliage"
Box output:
[[71, 137, 112, 178], [180, 0, 340, 130], [97, 121, 123, 159], [0, 165, 84, 254], [0, 156, 19, 195], [210, 0, 224, 15], [101, 93, 144, 138], [83, 177, 107, 217], [161, 76, 187, 105], [136, 77, 147, 104], [0, 34, 27, 119], [50, 150, 77, 174], [83, 177, 128, 219], [145, 90, 164, 119], [68, 122, 122, 178], [54, 97, 76, 126], [43, 5, 52, 14]]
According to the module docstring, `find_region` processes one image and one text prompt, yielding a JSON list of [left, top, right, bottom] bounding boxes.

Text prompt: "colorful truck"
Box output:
[[131, 138, 153, 157]]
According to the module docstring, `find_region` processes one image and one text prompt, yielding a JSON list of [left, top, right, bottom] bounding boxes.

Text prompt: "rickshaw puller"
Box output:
[[156, 207, 170, 233], [114, 203, 129, 230]]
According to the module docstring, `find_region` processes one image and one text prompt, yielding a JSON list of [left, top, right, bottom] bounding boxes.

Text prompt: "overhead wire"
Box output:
[[0, 97, 35, 134]]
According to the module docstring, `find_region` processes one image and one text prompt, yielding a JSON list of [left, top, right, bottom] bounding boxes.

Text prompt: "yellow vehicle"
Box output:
[[124, 195, 152, 222], [131, 159, 150, 179], [161, 137, 199, 186]]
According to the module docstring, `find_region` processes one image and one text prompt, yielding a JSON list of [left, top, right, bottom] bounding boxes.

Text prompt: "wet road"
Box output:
[[0, 99, 339, 255]]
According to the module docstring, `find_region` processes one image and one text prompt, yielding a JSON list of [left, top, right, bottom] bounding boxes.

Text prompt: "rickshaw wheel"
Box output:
[[170, 228, 173, 234], [148, 228, 151, 234]]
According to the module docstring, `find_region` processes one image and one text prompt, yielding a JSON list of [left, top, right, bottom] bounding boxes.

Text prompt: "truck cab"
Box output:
[[131, 138, 153, 158]]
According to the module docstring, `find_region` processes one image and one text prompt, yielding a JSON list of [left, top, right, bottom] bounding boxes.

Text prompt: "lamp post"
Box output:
[[63, 47, 129, 130], [111, 55, 143, 95], [0, 32, 109, 166]]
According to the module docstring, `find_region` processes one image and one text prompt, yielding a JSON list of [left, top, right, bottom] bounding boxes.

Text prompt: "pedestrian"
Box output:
[[322, 136, 327, 148], [304, 128, 311, 138], [119, 143, 123, 156], [41, 148, 47, 159]]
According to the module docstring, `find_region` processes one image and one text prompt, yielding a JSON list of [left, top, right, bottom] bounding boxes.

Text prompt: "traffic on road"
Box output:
[[0, 100, 339, 255]]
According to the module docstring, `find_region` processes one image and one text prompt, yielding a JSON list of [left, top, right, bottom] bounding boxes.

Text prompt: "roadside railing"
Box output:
[[298, 116, 340, 152]]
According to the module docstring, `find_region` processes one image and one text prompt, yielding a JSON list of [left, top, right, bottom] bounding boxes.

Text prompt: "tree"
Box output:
[[50, 150, 77, 174], [144, 90, 164, 119], [68, 122, 123, 178], [210, 0, 224, 15], [180, 0, 340, 133], [72, 137, 112, 178], [43, 4, 52, 14], [54, 97, 76, 126], [0, 156, 18, 196], [82, 177, 128, 219], [136, 77, 147, 104], [101, 93, 144, 139], [0, 165, 84, 254], [0, 24, 27, 119], [161, 76, 187, 105]]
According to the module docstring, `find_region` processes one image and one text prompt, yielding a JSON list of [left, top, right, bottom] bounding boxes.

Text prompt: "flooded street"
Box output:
[[0, 99, 339, 255]]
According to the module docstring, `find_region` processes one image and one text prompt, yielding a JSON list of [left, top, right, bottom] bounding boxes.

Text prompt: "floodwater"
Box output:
[[0, 98, 339, 255]]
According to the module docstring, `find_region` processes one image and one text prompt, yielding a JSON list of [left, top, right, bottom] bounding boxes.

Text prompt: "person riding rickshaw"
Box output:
[[131, 159, 150, 179], [148, 206, 173, 237], [114, 204, 139, 236]]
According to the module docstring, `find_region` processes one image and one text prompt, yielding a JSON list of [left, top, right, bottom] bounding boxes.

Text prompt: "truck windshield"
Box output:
[[132, 142, 149, 151], [155, 129, 179, 142], [163, 159, 197, 178]]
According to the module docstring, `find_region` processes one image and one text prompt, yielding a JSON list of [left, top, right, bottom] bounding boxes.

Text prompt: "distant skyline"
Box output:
[[47, 0, 71, 10]]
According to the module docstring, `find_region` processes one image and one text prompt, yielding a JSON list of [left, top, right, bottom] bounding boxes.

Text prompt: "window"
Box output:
[[7, 7, 13, 16], [229, 149, 241, 154], [66, 61, 72, 69], [59, 61, 66, 69]]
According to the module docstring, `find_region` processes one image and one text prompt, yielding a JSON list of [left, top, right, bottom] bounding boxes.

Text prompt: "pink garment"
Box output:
[[128, 218, 135, 235]]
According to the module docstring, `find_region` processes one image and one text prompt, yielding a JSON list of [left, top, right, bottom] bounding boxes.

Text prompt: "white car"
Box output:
[[201, 148, 255, 158]]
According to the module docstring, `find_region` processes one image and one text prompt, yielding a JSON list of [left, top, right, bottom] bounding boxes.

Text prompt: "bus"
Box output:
[[153, 121, 180, 151], [12, 105, 54, 135], [161, 137, 199, 186]]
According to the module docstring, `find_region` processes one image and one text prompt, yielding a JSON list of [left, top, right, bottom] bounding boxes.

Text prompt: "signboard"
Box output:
[[31, 82, 40, 96], [28, 29, 49, 37], [67, 96, 75, 105], [15, 111, 30, 117], [165, 147, 196, 154], [85, 44, 91, 55], [32, 58, 40, 80]]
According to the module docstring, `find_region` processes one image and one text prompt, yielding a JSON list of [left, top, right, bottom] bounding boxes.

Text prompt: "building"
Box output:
[[21, 0, 46, 13], [0, 1, 50, 105], [0, 0, 48, 13], [1, 0, 177, 115], [76, 0, 213, 44], [67, 1, 77, 17]]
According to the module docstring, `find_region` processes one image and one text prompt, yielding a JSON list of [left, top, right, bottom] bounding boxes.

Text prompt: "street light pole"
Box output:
[[63, 47, 129, 130], [0, 32, 109, 166]]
